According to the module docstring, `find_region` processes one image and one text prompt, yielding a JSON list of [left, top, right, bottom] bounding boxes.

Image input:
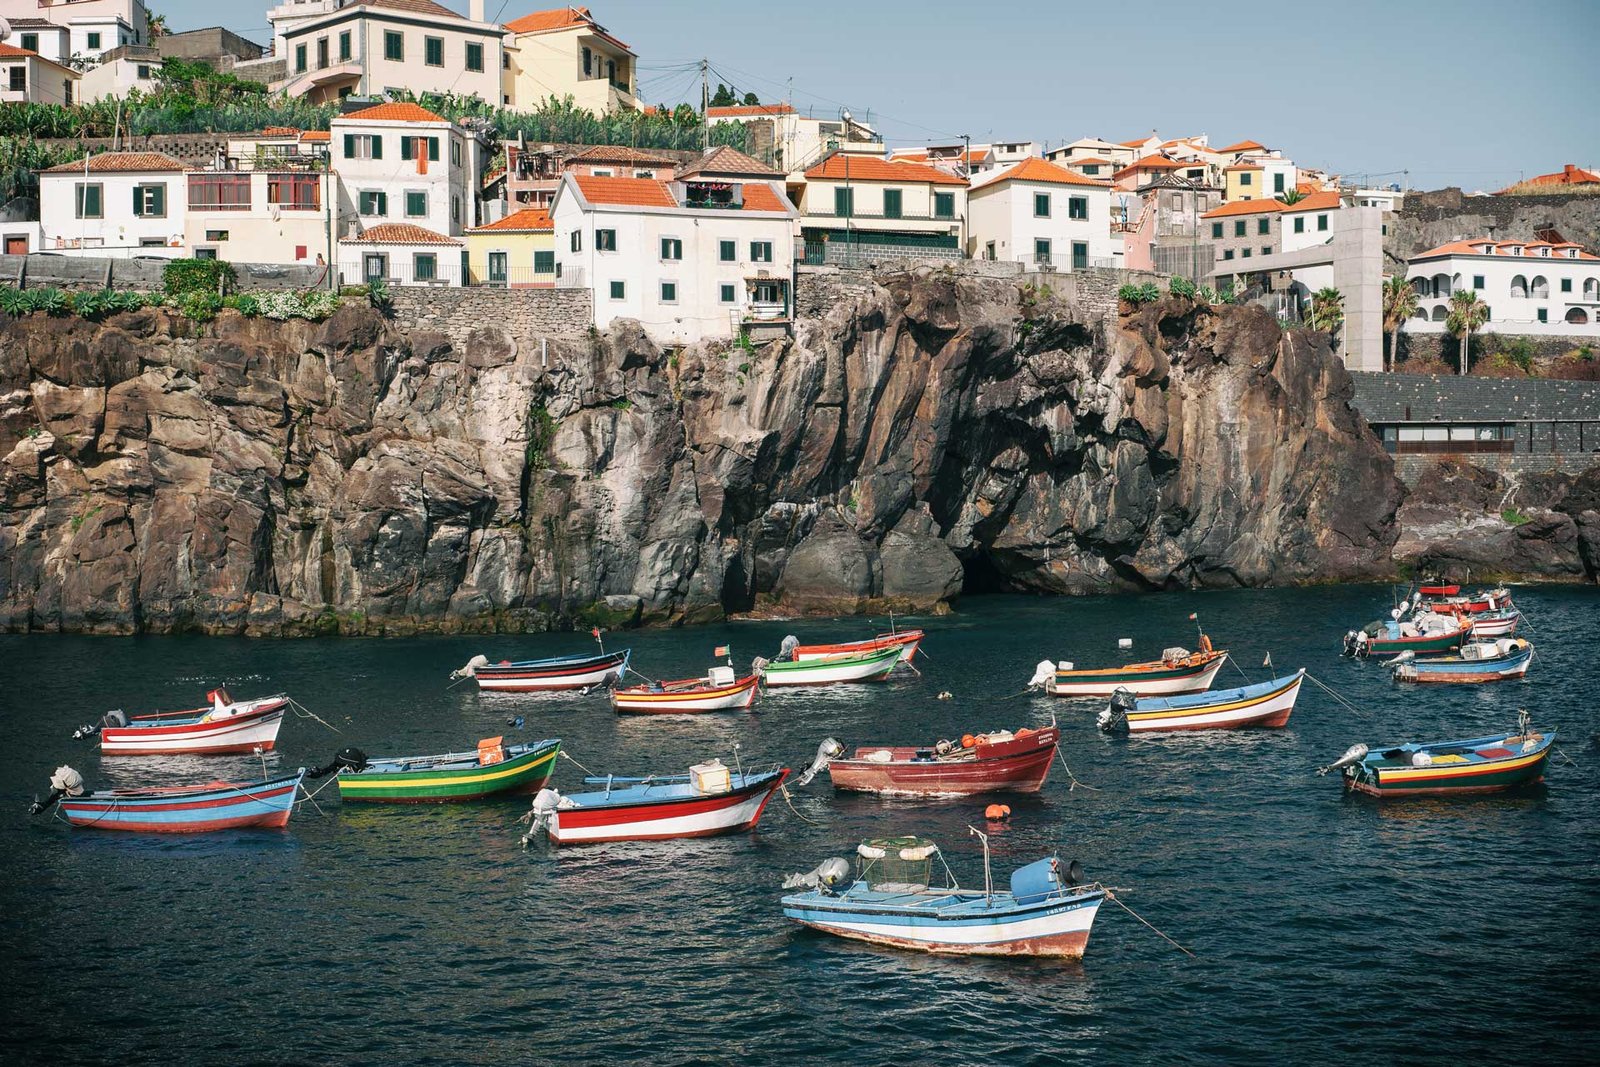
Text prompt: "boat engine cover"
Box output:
[[1010, 857, 1063, 905]]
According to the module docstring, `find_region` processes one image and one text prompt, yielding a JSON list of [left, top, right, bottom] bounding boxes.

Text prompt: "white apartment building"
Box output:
[[186, 167, 336, 267], [2, 16, 68, 62], [38, 151, 185, 256], [275, 0, 504, 105], [1277, 189, 1343, 291], [968, 158, 1116, 270], [74, 46, 156, 102], [797, 152, 968, 263], [550, 170, 798, 345], [1046, 138, 1138, 168], [0, 40, 76, 103], [502, 5, 638, 114], [1404, 238, 1600, 337], [1, 0, 150, 59]]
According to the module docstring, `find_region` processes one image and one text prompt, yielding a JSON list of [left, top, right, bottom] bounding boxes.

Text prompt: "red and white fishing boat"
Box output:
[[451, 648, 630, 692], [73, 689, 289, 756], [612, 665, 761, 714], [525, 761, 789, 845], [795, 629, 924, 664], [798, 726, 1059, 797], [1421, 587, 1514, 615]]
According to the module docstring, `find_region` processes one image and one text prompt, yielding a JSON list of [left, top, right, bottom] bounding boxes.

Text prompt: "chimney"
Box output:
[[1564, 164, 1576, 177], [470, 0, 485, 21]]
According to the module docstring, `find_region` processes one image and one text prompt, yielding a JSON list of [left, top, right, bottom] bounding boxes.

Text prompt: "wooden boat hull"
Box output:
[[1393, 646, 1532, 683], [1468, 611, 1520, 637], [99, 700, 288, 756], [611, 674, 760, 713], [783, 891, 1104, 958], [1423, 590, 1513, 614], [1046, 652, 1227, 697], [1343, 736, 1552, 798], [762, 646, 901, 687], [1363, 627, 1469, 657], [59, 771, 304, 832], [1419, 583, 1460, 596], [1119, 671, 1303, 732], [472, 651, 629, 692], [547, 770, 788, 844], [338, 740, 560, 803], [796, 630, 923, 664], [828, 728, 1059, 797]]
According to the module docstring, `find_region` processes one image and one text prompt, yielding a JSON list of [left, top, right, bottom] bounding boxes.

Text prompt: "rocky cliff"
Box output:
[[1, 272, 1409, 635]]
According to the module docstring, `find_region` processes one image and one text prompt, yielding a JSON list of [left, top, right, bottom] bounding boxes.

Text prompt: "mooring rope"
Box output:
[[288, 698, 341, 734], [778, 784, 825, 825], [1054, 746, 1100, 792], [296, 773, 340, 812], [558, 750, 598, 777], [1302, 671, 1377, 720], [1105, 889, 1196, 958]]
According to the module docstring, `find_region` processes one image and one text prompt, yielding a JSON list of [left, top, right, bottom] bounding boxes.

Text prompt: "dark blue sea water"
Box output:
[[2, 587, 1597, 1066]]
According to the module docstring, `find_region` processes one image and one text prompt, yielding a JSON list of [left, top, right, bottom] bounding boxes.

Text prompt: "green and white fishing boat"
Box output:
[[759, 644, 902, 687], [313, 736, 562, 804]]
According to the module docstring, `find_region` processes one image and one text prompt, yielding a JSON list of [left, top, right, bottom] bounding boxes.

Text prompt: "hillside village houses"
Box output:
[[967, 157, 1116, 268], [501, 5, 638, 114], [797, 152, 968, 264], [707, 103, 880, 177], [0, 0, 151, 60], [464, 206, 555, 287], [38, 151, 186, 255], [0, 40, 77, 103]]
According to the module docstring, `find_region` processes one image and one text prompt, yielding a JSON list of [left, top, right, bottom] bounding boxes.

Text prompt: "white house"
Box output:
[[1, 17, 69, 63], [968, 157, 1116, 270], [797, 152, 968, 264], [707, 103, 880, 176], [1046, 137, 1138, 168], [0, 41, 76, 103], [186, 166, 336, 267], [38, 151, 185, 256], [502, 5, 639, 114], [1277, 189, 1343, 292], [3, 0, 151, 59], [550, 168, 798, 345], [74, 45, 156, 102], [1404, 238, 1600, 338], [331, 101, 479, 284]]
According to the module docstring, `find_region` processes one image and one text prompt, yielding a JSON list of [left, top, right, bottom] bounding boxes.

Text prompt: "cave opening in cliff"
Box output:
[[959, 551, 1014, 596]]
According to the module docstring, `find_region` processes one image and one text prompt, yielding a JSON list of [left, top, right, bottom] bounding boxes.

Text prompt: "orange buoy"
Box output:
[[1199, 634, 1213, 653], [1001, 804, 1012, 817], [985, 803, 1008, 820], [961, 734, 976, 749]]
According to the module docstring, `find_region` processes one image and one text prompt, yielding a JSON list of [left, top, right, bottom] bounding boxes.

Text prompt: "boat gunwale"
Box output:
[[560, 768, 787, 811]]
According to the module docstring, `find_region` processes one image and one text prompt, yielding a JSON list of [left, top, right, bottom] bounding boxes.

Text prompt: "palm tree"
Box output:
[[1308, 286, 1344, 335], [147, 13, 169, 40], [1381, 275, 1420, 372], [1445, 289, 1490, 374], [1280, 188, 1305, 206]]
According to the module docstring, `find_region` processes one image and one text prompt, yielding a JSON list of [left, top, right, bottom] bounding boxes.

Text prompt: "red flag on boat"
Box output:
[[714, 645, 730, 658], [1188, 613, 1198, 620], [591, 627, 602, 639]]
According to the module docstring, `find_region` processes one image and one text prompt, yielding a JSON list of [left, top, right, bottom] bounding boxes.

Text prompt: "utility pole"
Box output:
[[700, 59, 709, 152]]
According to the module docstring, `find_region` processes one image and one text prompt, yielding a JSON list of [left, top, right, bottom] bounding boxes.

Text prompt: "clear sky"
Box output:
[[153, 0, 1598, 191]]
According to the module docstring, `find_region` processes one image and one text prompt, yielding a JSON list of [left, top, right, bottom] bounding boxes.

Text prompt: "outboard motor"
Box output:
[[72, 709, 128, 740], [306, 747, 369, 779], [29, 765, 85, 815], [450, 654, 489, 680], [521, 787, 564, 847], [777, 635, 800, 663], [782, 856, 851, 892], [1098, 689, 1134, 734], [1318, 743, 1369, 776], [794, 738, 845, 787]]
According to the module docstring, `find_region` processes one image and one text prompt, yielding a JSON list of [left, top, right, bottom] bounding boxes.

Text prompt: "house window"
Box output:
[[1241, 248, 1252, 258], [401, 137, 440, 161], [1274, 173, 1284, 193], [74, 183, 103, 219], [1211, 222, 1223, 239], [660, 237, 682, 261], [1240, 172, 1252, 186], [451, 140, 461, 166], [582, 46, 592, 76], [1317, 215, 1328, 231], [834, 187, 853, 217], [1066, 196, 1087, 220], [405, 191, 426, 217], [1537, 308, 1547, 323], [1293, 217, 1304, 233], [363, 252, 388, 281], [1234, 220, 1246, 237], [719, 283, 736, 303], [20, 33, 37, 52], [358, 191, 388, 216], [1474, 275, 1485, 290], [1034, 238, 1051, 264], [343, 134, 382, 160], [1261, 246, 1272, 256], [719, 239, 735, 262], [633, 170, 654, 179], [1083, 164, 1100, 175], [660, 281, 677, 303], [1560, 278, 1572, 292], [423, 36, 443, 66], [934, 191, 955, 218], [205, 230, 229, 242], [317, 36, 329, 69], [188, 174, 250, 210], [1033, 192, 1051, 218], [609, 280, 625, 300], [295, 43, 307, 72], [87, 32, 101, 49], [571, 231, 582, 252], [984, 241, 996, 260], [414, 254, 436, 282], [534, 250, 554, 274], [596, 229, 617, 252], [1257, 218, 1270, 235], [384, 31, 403, 61], [1072, 241, 1088, 269], [466, 43, 484, 72], [339, 31, 351, 62], [451, 195, 460, 224], [1223, 249, 1234, 260], [136, 64, 150, 79], [487, 251, 507, 283], [883, 189, 903, 218], [751, 241, 773, 263], [268, 174, 319, 210]]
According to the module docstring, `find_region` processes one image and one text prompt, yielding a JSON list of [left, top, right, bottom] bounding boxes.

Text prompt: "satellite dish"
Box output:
[[0, 18, 13, 40]]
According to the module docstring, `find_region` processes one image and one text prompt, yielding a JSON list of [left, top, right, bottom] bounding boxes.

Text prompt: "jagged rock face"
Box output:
[[0, 273, 1408, 636]]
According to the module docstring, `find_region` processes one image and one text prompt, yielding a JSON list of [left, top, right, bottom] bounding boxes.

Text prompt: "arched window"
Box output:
[[1510, 274, 1528, 298], [1584, 278, 1598, 301], [1452, 273, 1462, 292], [1530, 275, 1549, 298], [1567, 307, 1590, 325], [1432, 272, 1452, 297], [1431, 305, 1448, 321], [1412, 307, 1430, 319], [1411, 276, 1430, 298]]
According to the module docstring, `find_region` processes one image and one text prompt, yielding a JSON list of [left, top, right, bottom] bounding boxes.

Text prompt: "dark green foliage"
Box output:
[[1117, 282, 1161, 305], [163, 258, 235, 297], [222, 292, 260, 316], [1168, 275, 1196, 299], [366, 279, 392, 315], [175, 290, 223, 323]]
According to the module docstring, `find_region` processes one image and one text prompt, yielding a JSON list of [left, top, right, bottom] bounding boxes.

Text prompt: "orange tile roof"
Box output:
[[1413, 237, 1598, 260], [367, 0, 464, 16], [300, 130, 331, 143], [340, 222, 461, 246], [1223, 163, 1264, 172], [739, 183, 792, 212], [706, 104, 797, 118], [1295, 180, 1321, 195], [804, 153, 967, 186], [44, 152, 184, 173], [1496, 163, 1600, 193], [568, 145, 675, 166], [468, 207, 553, 233], [0, 42, 75, 72], [1111, 155, 1185, 180], [676, 145, 780, 179], [1201, 198, 1288, 219], [1119, 138, 1153, 148], [338, 101, 448, 124], [1281, 189, 1342, 213], [972, 157, 1111, 192], [1069, 156, 1112, 165], [260, 126, 302, 137], [504, 6, 631, 51], [1219, 140, 1266, 153], [573, 174, 677, 208]]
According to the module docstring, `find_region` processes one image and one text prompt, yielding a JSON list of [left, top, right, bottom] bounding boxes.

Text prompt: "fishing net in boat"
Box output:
[[857, 836, 938, 888]]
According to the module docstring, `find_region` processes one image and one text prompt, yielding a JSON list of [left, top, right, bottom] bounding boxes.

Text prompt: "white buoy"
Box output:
[[1117, 638, 1133, 649]]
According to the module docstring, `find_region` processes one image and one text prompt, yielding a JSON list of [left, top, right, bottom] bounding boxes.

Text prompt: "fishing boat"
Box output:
[[317, 736, 561, 803], [524, 760, 788, 845], [612, 664, 760, 714], [794, 725, 1059, 797], [1099, 670, 1304, 733], [451, 649, 630, 692], [1343, 611, 1469, 658], [1320, 715, 1555, 798], [72, 688, 288, 756], [1389, 639, 1533, 683], [1418, 582, 1460, 596], [1421, 587, 1514, 615], [795, 629, 924, 664], [1031, 638, 1228, 698], [758, 644, 902, 687], [1465, 608, 1522, 637], [29, 765, 304, 832], [781, 831, 1105, 958]]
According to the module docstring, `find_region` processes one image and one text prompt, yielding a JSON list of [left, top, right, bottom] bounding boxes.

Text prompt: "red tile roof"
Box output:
[[1069, 156, 1112, 166], [1223, 163, 1264, 172], [1219, 140, 1266, 153], [504, 6, 632, 51], [260, 126, 301, 137], [706, 103, 797, 118], [300, 130, 331, 143], [367, 0, 465, 16], [567, 144, 675, 166], [677, 145, 780, 179], [972, 157, 1110, 192], [1281, 189, 1342, 213], [804, 153, 967, 186], [738, 183, 792, 212], [340, 222, 461, 246], [44, 152, 184, 174], [1201, 198, 1288, 219], [469, 207, 553, 233], [1119, 138, 1154, 148], [338, 101, 447, 124], [1111, 155, 1185, 180], [0, 42, 76, 72], [1413, 238, 1598, 260], [1496, 163, 1600, 193], [573, 174, 676, 208]]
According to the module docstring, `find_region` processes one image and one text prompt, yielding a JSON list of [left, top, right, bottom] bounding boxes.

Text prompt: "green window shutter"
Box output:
[[378, 192, 388, 215], [425, 37, 442, 66], [339, 32, 351, 61], [1317, 215, 1327, 231], [151, 185, 164, 216], [1258, 218, 1269, 235], [720, 283, 735, 302], [88, 184, 101, 217], [534, 250, 555, 273], [1211, 222, 1222, 238], [371, 136, 382, 160], [661, 282, 676, 302], [1294, 217, 1304, 233], [401, 138, 413, 160], [406, 191, 425, 216], [883, 189, 902, 218], [834, 187, 852, 217], [466, 43, 484, 71], [934, 191, 954, 218], [429, 138, 440, 162], [1069, 196, 1087, 220], [1034, 192, 1049, 217], [385, 31, 403, 61], [719, 239, 735, 261], [1234, 220, 1245, 237], [610, 281, 625, 299]]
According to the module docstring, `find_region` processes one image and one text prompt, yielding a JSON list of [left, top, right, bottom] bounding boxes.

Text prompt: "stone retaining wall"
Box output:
[[2, 253, 329, 291], [1393, 452, 1599, 485], [387, 287, 594, 345], [1396, 331, 1593, 366]]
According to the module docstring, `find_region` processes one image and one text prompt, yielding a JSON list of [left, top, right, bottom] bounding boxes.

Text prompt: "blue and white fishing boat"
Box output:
[[29, 765, 305, 833], [781, 830, 1105, 958], [1099, 670, 1304, 733], [524, 760, 789, 845], [1389, 638, 1533, 684]]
